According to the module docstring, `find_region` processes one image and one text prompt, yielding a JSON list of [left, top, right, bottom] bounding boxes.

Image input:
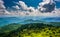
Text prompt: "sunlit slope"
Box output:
[[2, 23, 60, 37]]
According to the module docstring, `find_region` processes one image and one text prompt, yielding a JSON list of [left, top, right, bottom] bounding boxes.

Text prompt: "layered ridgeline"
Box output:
[[0, 23, 60, 37]]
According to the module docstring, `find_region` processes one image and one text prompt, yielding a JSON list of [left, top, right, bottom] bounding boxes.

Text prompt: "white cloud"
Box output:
[[0, 0, 5, 8], [17, 1, 36, 12], [16, 0, 60, 17], [12, 5, 20, 9], [0, 0, 60, 17], [18, 1, 28, 10], [38, 0, 55, 12], [0, 0, 10, 15]]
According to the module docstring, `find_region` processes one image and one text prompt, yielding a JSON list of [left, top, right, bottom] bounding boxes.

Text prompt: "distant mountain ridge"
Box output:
[[0, 17, 60, 27]]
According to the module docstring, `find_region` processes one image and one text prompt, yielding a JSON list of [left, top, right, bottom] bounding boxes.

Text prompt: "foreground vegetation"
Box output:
[[0, 23, 60, 37]]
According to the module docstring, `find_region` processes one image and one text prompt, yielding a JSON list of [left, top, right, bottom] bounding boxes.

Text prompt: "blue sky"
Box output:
[[3, 0, 60, 9]]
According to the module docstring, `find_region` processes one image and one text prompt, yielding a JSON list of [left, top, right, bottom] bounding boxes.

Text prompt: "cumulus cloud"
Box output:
[[12, 5, 20, 9], [0, 0, 5, 8], [18, 1, 28, 10], [18, 1, 36, 12], [0, 0, 10, 15], [0, 0, 60, 17], [38, 0, 55, 12], [16, 0, 60, 17]]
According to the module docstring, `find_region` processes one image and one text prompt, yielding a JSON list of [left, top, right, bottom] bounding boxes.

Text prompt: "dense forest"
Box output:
[[0, 23, 60, 37]]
